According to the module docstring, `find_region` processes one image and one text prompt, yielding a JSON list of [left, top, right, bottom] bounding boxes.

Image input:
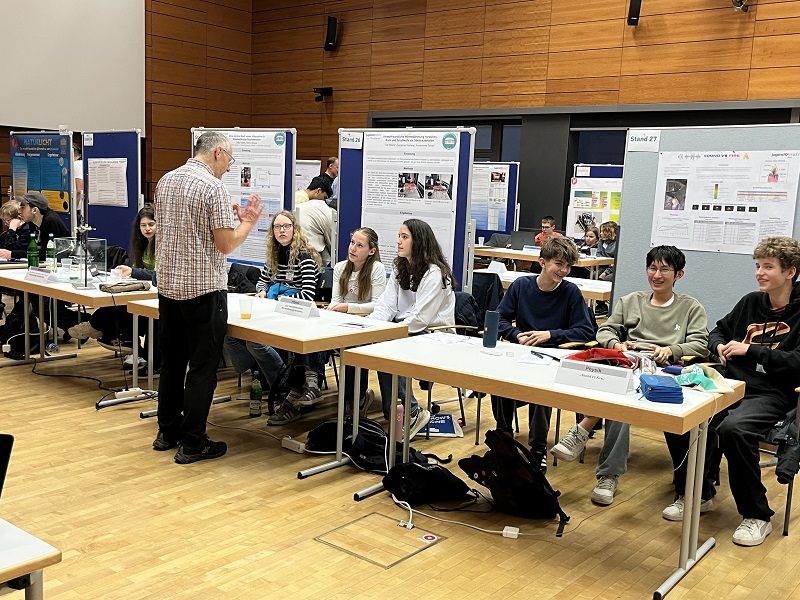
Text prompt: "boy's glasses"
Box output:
[[647, 266, 674, 275]]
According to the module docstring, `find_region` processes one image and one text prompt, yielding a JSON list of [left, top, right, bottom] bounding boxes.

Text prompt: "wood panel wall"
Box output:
[[106, 0, 800, 188]]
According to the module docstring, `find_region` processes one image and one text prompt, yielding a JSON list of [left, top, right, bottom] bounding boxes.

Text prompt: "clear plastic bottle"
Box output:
[[249, 371, 263, 418], [45, 234, 56, 271]]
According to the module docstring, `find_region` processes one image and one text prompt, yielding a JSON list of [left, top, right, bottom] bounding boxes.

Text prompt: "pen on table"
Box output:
[[531, 349, 561, 362]]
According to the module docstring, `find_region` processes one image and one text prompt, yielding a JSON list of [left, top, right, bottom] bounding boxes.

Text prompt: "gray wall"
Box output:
[[614, 124, 800, 326]]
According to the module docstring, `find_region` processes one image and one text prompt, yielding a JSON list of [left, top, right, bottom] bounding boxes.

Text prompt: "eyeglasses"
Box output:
[[273, 223, 293, 231], [647, 266, 674, 275], [220, 147, 235, 166]]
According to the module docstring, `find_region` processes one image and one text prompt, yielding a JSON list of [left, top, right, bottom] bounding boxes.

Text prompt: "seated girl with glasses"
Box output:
[[224, 210, 326, 426]]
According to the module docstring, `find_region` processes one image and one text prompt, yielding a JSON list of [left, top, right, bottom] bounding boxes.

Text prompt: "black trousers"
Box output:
[[343, 365, 370, 403], [665, 392, 793, 520], [491, 395, 551, 458], [157, 291, 227, 447]]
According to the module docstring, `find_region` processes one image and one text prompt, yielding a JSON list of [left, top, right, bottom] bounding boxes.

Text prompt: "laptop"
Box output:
[[509, 230, 537, 250], [0, 434, 13, 500]]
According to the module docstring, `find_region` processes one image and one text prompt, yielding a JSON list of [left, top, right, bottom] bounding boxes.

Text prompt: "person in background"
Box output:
[[321, 157, 338, 208], [17, 193, 69, 259], [571, 226, 600, 279], [594, 221, 618, 315], [328, 227, 386, 415], [295, 175, 335, 266], [534, 215, 563, 247], [73, 143, 83, 206], [153, 130, 263, 464], [0, 200, 33, 260]]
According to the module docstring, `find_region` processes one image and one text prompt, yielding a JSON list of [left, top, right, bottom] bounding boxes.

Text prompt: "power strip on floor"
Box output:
[[115, 388, 143, 399], [281, 436, 305, 453]]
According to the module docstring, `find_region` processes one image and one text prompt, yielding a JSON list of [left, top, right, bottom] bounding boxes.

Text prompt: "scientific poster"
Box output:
[[295, 159, 321, 191], [192, 129, 288, 266], [361, 130, 460, 268], [10, 132, 73, 213], [87, 158, 128, 207], [567, 171, 622, 237], [651, 151, 800, 254], [470, 163, 510, 231]]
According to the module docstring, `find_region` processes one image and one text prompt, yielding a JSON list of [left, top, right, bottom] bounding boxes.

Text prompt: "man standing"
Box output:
[[295, 175, 335, 266], [153, 131, 263, 464], [321, 157, 338, 208]]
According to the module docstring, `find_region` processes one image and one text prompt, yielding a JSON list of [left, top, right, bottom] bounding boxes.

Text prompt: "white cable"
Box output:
[[390, 494, 506, 536]]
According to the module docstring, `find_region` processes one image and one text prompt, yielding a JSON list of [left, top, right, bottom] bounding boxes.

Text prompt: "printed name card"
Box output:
[[554, 359, 633, 395], [274, 295, 320, 318], [25, 267, 60, 284]]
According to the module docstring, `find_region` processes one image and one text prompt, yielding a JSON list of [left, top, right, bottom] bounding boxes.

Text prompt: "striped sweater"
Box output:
[[256, 246, 319, 302]]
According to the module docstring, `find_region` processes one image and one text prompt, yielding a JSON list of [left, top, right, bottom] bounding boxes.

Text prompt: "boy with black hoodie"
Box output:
[[702, 236, 800, 546]]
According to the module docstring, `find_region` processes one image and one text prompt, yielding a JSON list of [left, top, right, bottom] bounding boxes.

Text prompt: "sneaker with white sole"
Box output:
[[550, 424, 590, 462], [68, 321, 103, 340], [123, 355, 147, 368], [591, 475, 619, 505], [662, 496, 714, 521], [295, 385, 321, 407], [267, 400, 302, 425], [408, 408, 431, 438], [732, 518, 772, 546]]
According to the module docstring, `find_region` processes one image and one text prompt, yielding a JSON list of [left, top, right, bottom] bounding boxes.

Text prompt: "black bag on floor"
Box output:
[[459, 430, 569, 536], [382, 462, 473, 507]]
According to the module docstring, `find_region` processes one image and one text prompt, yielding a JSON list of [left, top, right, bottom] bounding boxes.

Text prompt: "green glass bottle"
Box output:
[[27, 237, 39, 267]]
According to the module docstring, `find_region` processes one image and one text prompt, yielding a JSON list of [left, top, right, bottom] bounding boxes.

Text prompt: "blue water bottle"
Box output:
[[483, 310, 499, 348]]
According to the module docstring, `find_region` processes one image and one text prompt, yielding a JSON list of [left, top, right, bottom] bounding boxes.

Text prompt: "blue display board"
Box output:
[[9, 131, 74, 231], [472, 161, 519, 240], [338, 128, 475, 290], [82, 130, 142, 250]]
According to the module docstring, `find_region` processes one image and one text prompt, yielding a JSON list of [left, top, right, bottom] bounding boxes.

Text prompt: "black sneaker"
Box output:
[[174, 437, 227, 464], [152, 431, 178, 451]]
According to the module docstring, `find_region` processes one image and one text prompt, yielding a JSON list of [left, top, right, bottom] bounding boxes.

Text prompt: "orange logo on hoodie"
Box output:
[[743, 321, 791, 349]]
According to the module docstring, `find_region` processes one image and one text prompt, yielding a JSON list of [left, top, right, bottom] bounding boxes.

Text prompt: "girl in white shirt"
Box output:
[[370, 219, 456, 436], [328, 227, 386, 415]]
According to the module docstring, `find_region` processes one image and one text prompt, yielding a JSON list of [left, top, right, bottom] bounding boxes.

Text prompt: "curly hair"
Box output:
[[599, 221, 618, 241], [753, 236, 800, 281], [338, 227, 381, 303], [540, 236, 580, 266], [129, 205, 156, 268], [395, 219, 456, 292], [264, 210, 321, 275]]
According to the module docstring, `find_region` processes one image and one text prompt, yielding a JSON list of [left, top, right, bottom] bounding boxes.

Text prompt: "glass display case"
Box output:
[[54, 237, 107, 287]]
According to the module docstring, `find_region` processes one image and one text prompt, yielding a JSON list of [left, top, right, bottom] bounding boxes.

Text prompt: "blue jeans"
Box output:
[[377, 372, 419, 419], [224, 335, 285, 387]]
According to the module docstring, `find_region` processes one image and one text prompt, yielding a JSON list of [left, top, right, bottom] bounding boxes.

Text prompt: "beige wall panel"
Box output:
[[755, 16, 800, 37], [484, 1, 552, 30], [422, 84, 482, 110], [323, 66, 373, 90], [752, 34, 800, 68], [547, 76, 620, 93], [372, 14, 426, 42], [150, 59, 208, 88], [253, 70, 323, 94], [547, 48, 622, 79], [550, 0, 626, 25], [369, 98, 424, 112], [756, 1, 800, 20], [483, 27, 550, 57], [546, 91, 620, 106], [151, 37, 206, 67], [623, 8, 755, 46], [370, 63, 424, 89], [425, 7, 486, 36], [748, 66, 800, 99], [252, 26, 322, 52], [373, 0, 427, 19], [619, 70, 750, 103], [253, 49, 324, 74], [621, 39, 752, 75], [424, 58, 483, 86], [480, 93, 546, 108], [483, 54, 548, 83], [549, 20, 625, 52], [323, 43, 373, 68], [205, 5, 252, 33], [371, 39, 425, 65], [151, 13, 206, 45], [481, 81, 547, 96]]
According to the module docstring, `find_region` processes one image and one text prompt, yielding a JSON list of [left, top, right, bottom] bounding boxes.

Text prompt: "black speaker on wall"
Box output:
[[324, 16, 338, 51], [627, 0, 642, 25]]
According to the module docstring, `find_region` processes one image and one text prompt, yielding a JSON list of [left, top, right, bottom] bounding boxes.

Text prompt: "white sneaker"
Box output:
[[550, 424, 590, 462], [662, 496, 714, 521], [68, 321, 103, 340], [408, 408, 431, 438], [123, 355, 146, 368], [591, 475, 619, 505], [732, 518, 772, 546]]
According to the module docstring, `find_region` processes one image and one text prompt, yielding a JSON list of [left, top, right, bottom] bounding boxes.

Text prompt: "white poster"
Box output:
[[567, 175, 622, 237], [87, 158, 128, 207], [360, 130, 460, 269], [192, 129, 288, 266], [651, 150, 800, 254], [470, 163, 510, 231], [295, 159, 321, 191]]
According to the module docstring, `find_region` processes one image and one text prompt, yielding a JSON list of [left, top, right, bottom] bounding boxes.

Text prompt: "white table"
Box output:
[[475, 246, 614, 278], [343, 333, 744, 599], [0, 518, 61, 600], [473, 268, 612, 301], [0, 268, 157, 367]]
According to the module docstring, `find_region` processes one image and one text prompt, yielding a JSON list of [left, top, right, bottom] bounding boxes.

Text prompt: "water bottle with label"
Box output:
[[45, 234, 56, 271], [249, 371, 263, 417]]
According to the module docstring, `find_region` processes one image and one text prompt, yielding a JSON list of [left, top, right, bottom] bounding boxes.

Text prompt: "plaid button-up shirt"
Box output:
[[154, 158, 234, 300]]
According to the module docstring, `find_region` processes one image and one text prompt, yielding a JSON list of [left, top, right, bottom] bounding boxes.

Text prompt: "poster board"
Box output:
[[191, 127, 296, 267], [470, 161, 519, 241], [295, 160, 322, 191], [337, 128, 476, 291], [566, 164, 623, 238], [82, 130, 142, 250]]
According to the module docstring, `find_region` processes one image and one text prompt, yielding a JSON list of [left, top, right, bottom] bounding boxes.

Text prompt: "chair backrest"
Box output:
[[486, 233, 511, 248], [315, 266, 334, 303], [227, 263, 261, 294], [104, 246, 129, 269], [471, 271, 503, 327], [454, 291, 481, 333]]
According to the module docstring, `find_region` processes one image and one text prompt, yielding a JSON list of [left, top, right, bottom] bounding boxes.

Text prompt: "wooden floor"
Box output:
[[2, 339, 799, 599]]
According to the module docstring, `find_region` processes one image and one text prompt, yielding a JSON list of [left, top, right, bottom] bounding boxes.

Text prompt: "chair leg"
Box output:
[[475, 396, 482, 446], [553, 408, 561, 468], [425, 388, 432, 440], [457, 388, 466, 426], [329, 352, 339, 388], [784, 478, 794, 536], [513, 403, 520, 434]]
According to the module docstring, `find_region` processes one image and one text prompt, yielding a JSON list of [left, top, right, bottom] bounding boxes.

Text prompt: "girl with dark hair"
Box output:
[[328, 227, 386, 415], [370, 219, 456, 436], [126, 204, 156, 277]]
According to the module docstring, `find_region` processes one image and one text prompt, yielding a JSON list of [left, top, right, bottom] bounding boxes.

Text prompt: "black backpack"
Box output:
[[459, 430, 570, 536]]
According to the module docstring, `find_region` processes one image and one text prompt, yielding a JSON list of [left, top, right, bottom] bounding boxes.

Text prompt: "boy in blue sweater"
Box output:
[[491, 236, 594, 469]]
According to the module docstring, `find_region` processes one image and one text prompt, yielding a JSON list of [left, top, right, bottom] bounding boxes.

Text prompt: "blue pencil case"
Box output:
[[639, 373, 684, 404]]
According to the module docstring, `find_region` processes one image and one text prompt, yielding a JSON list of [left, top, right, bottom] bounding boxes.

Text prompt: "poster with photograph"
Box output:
[[651, 151, 800, 254], [295, 159, 321, 191], [361, 130, 460, 269], [566, 174, 622, 237], [470, 162, 510, 231]]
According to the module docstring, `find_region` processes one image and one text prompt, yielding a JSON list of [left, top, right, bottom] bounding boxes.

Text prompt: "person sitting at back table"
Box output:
[[295, 175, 335, 266], [594, 221, 618, 315], [0, 199, 33, 260], [571, 226, 600, 279], [550, 245, 709, 506], [534, 215, 563, 247], [327, 227, 386, 415], [491, 236, 594, 471]]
